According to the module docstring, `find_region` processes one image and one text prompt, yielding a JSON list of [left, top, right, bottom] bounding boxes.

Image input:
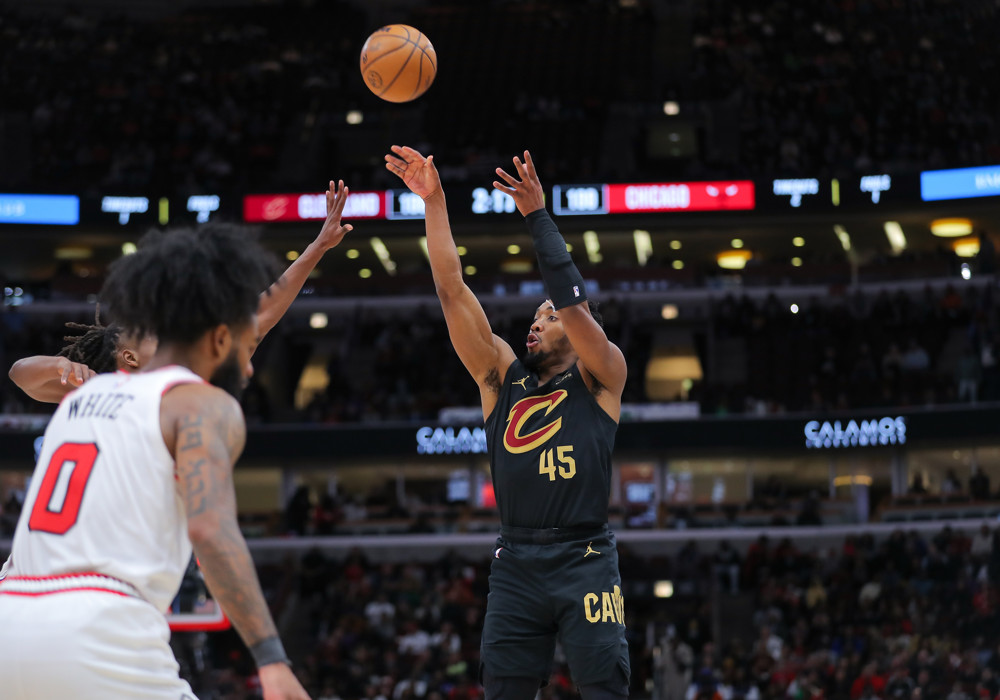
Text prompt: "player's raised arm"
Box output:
[[165, 383, 309, 700], [257, 180, 354, 339], [386, 145, 516, 417], [8, 355, 97, 403], [494, 150, 627, 401]]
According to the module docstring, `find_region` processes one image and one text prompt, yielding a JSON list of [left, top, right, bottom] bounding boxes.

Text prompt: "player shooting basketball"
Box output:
[[386, 146, 630, 700]]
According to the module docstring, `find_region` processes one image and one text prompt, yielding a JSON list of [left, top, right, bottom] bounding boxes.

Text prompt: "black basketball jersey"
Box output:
[[484, 359, 618, 529]]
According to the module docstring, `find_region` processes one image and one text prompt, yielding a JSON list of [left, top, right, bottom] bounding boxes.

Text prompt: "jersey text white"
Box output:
[[8, 365, 205, 612]]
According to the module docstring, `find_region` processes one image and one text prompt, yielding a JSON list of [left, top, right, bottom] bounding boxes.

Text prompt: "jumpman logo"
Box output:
[[512, 376, 530, 391], [584, 542, 601, 558]]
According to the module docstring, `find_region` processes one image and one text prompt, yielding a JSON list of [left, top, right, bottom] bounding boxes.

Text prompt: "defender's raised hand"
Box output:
[[256, 179, 352, 339], [385, 145, 442, 200], [493, 150, 545, 216], [316, 179, 353, 251]]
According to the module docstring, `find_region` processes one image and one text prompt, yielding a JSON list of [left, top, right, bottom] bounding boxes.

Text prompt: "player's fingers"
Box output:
[[343, 224, 354, 232], [385, 154, 407, 169], [523, 150, 537, 178], [75, 365, 84, 384], [512, 155, 528, 178], [86, 369, 97, 380], [493, 181, 516, 195], [60, 366, 70, 384], [495, 167, 519, 187], [399, 145, 423, 161], [331, 186, 349, 215]]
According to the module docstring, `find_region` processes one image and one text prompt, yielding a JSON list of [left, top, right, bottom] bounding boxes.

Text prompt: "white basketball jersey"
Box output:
[[9, 366, 206, 613]]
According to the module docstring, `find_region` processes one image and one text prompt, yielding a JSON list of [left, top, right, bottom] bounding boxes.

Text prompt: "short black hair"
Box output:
[[540, 299, 605, 327], [58, 319, 121, 374], [100, 224, 280, 344]]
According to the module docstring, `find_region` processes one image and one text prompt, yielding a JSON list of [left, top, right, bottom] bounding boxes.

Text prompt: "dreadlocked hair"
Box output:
[[100, 223, 280, 345], [58, 320, 122, 374]]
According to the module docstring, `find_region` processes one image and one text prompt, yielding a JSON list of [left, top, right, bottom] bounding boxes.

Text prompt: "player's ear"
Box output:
[[119, 347, 140, 369], [209, 324, 233, 361]]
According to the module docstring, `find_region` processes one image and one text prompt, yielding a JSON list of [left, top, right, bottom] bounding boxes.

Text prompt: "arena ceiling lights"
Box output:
[[716, 249, 752, 270], [930, 217, 973, 237]]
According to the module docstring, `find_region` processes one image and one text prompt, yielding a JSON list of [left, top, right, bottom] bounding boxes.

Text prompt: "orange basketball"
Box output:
[[360, 25, 437, 103]]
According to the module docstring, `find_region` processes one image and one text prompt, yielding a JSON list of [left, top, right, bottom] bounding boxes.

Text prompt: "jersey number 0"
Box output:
[[28, 442, 100, 535]]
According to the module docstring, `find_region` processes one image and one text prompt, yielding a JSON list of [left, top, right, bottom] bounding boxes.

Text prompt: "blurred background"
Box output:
[[2, 0, 1000, 698]]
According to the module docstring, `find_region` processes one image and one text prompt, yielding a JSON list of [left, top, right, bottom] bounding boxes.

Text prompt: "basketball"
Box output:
[[360, 25, 437, 103]]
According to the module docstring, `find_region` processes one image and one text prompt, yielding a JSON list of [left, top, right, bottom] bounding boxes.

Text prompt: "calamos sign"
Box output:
[[804, 416, 906, 449]]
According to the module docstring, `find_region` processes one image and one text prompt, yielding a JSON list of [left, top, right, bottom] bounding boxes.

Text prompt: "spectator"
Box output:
[[908, 474, 928, 496], [883, 665, 915, 699], [942, 469, 963, 496], [969, 467, 991, 501], [285, 485, 313, 536], [977, 230, 997, 276], [955, 347, 982, 403], [851, 663, 887, 700], [659, 633, 694, 700], [899, 339, 930, 374], [970, 524, 993, 562], [712, 541, 741, 594]]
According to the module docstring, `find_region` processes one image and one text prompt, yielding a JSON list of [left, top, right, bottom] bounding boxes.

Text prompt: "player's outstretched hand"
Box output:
[[259, 662, 311, 700], [493, 150, 545, 217], [57, 357, 97, 387], [315, 180, 353, 251], [385, 145, 442, 200]]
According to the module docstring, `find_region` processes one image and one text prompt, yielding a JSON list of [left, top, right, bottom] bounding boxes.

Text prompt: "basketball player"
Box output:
[[0, 225, 311, 699], [8, 180, 354, 403], [385, 146, 630, 700]]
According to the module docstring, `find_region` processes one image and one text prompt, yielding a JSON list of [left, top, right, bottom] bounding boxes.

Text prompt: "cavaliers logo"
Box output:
[[503, 390, 567, 454]]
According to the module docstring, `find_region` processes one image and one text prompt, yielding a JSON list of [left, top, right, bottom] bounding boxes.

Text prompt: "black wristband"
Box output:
[[525, 208, 587, 310], [250, 636, 291, 668]]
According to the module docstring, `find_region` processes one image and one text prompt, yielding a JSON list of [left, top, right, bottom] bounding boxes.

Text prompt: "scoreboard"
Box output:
[[2, 163, 997, 228]]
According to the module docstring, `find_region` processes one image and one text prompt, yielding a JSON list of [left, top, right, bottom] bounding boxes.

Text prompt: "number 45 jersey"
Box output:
[[485, 360, 618, 529], [9, 366, 204, 613]]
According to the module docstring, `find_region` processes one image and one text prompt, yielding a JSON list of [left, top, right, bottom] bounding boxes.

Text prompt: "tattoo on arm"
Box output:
[[195, 511, 279, 648], [182, 458, 207, 516], [178, 414, 203, 451], [177, 395, 275, 648], [178, 415, 208, 515]]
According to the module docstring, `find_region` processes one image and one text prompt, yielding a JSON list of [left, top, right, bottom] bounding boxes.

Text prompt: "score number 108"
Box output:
[[552, 185, 608, 216]]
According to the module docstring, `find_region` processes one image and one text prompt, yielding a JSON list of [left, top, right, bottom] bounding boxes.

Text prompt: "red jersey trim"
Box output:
[[0, 587, 133, 598], [0, 572, 141, 599]]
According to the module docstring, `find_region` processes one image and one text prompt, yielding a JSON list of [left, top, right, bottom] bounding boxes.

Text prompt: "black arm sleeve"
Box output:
[[525, 209, 587, 310]]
